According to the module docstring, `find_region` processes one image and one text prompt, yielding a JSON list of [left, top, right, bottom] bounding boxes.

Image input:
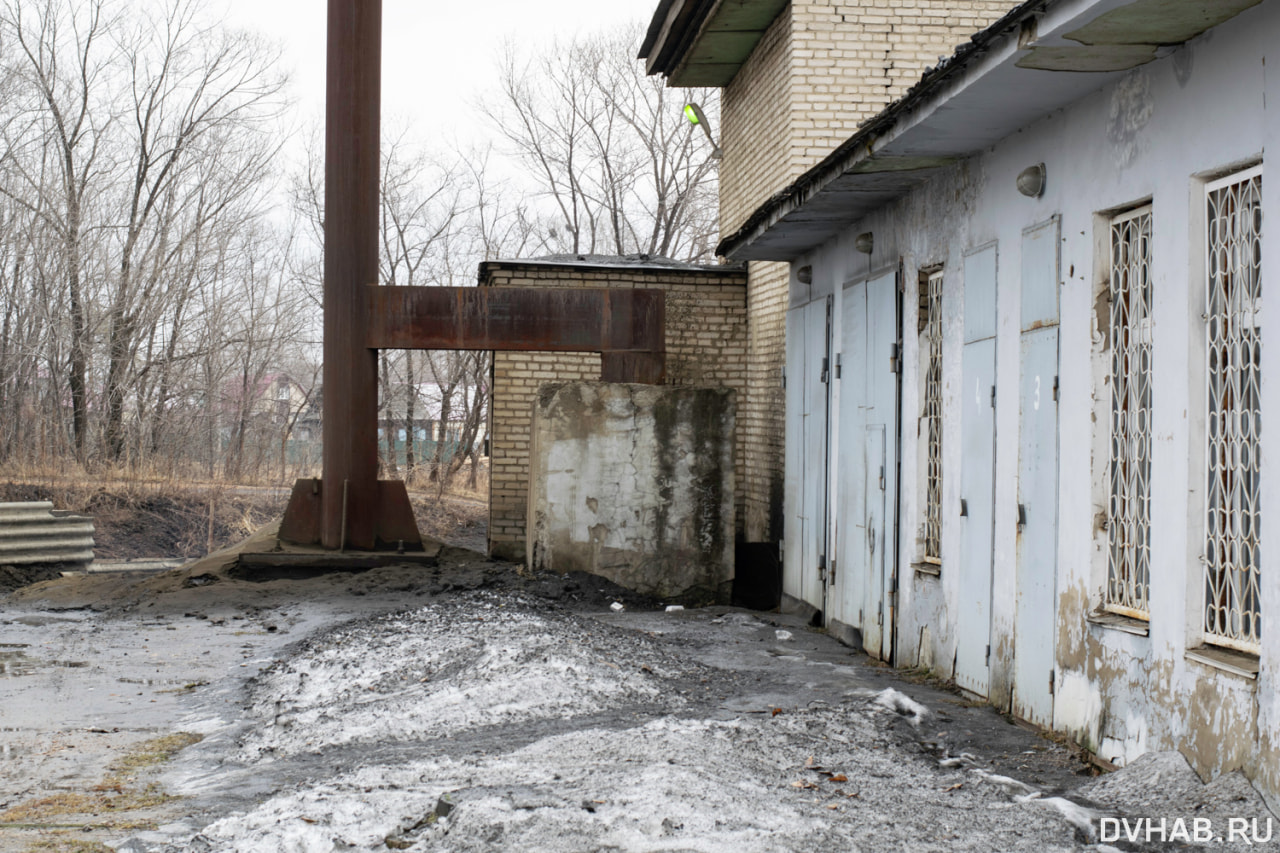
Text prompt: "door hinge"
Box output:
[[990, 385, 996, 408], [879, 465, 886, 491], [1052, 375, 1060, 402], [1049, 669, 1056, 695], [818, 554, 827, 581], [985, 644, 991, 666], [821, 357, 830, 384], [780, 367, 786, 389], [835, 353, 842, 379], [890, 342, 900, 374], [877, 609, 883, 626], [1017, 503, 1027, 531], [960, 498, 968, 517]]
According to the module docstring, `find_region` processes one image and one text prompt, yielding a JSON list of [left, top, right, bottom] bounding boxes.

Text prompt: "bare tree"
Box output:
[[484, 24, 720, 262], [0, 0, 291, 476], [378, 132, 466, 479], [100, 0, 285, 461], [0, 0, 117, 458]]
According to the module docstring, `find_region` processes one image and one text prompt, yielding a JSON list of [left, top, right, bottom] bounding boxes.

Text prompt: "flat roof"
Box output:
[[478, 254, 745, 282]]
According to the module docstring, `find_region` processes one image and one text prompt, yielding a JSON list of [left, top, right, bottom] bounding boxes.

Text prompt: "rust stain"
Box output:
[[1056, 582, 1091, 671], [1093, 287, 1112, 352]]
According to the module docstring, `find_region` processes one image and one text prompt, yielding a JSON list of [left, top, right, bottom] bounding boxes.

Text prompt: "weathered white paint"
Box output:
[[782, 298, 830, 614], [526, 382, 736, 602], [779, 0, 1279, 805], [829, 269, 898, 659]]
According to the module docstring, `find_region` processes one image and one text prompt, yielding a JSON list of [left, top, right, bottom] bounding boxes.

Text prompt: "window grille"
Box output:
[[923, 270, 944, 563], [1203, 166, 1263, 653], [1105, 205, 1153, 618]]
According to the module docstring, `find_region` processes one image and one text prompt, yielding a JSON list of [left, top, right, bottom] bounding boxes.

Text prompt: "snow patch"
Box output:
[[872, 687, 929, 725]]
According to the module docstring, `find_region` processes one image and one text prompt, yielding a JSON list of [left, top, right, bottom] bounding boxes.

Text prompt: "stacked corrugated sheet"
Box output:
[[0, 502, 95, 571]]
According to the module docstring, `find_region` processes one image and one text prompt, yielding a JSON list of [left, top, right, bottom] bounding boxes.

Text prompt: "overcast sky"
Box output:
[[220, 0, 662, 147]]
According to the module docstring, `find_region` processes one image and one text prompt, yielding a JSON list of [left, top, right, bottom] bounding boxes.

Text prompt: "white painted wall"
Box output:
[[784, 0, 1278, 804]]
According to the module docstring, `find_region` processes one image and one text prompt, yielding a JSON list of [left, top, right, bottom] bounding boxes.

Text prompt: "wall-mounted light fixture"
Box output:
[[796, 265, 813, 285], [855, 232, 874, 254], [683, 103, 722, 160], [1016, 163, 1046, 198]]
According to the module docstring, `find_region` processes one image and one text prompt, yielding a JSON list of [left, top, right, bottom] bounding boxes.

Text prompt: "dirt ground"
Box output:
[[2, 532, 1275, 853], [0, 481, 487, 572]]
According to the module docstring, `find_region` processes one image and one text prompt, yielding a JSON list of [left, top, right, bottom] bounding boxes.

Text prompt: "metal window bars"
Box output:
[[1203, 166, 1263, 653], [1106, 205, 1153, 618], [923, 270, 944, 563]]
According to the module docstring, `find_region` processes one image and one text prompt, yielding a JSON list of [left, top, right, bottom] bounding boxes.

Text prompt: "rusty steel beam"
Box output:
[[283, 1, 669, 553], [366, 286, 666, 383], [318, 0, 384, 550]]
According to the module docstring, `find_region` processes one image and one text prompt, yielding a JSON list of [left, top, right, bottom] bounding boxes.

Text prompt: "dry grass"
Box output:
[[105, 732, 203, 774], [20, 838, 114, 853], [0, 787, 173, 823], [0, 732, 201, 830]]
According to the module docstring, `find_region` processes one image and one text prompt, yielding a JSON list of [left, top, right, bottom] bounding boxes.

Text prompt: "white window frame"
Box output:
[[1201, 164, 1263, 654], [1105, 204, 1153, 620]]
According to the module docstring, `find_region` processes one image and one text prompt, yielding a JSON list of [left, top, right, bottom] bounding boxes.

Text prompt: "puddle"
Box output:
[[12, 615, 82, 627], [0, 648, 87, 675], [118, 676, 183, 687], [0, 649, 35, 676]]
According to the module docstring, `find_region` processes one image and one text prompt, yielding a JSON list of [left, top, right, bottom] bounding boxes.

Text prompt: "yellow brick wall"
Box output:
[[721, 10, 794, 239], [787, 1, 1019, 174], [720, 0, 1019, 543], [484, 264, 748, 561]]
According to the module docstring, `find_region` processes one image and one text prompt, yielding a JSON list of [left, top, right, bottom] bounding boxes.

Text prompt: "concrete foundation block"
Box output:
[[527, 382, 735, 603]]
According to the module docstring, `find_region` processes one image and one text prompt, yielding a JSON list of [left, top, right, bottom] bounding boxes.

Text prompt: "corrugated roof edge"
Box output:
[[715, 0, 1049, 260]]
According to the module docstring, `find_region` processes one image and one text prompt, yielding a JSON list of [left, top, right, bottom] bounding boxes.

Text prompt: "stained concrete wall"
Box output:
[[527, 382, 735, 603], [782, 0, 1278, 805], [483, 260, 747, 562]]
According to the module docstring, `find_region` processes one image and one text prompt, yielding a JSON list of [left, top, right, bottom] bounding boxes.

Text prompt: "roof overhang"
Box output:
[[640, 0, 790, 87], [719, 0, 1265, 261]]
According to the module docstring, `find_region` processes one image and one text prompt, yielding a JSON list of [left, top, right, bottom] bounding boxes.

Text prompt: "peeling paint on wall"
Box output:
[[780, 0, 1278, 803], [527, 382, 736, 603]]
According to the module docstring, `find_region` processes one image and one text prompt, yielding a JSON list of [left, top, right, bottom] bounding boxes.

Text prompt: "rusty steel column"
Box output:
[[322, 0, 381, 549]]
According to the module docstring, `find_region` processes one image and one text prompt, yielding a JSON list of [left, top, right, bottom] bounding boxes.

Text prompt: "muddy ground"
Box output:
[[1, 539, 1276, 852]]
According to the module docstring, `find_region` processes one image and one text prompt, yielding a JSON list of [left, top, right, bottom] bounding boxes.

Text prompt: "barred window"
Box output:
[[1105, 205, 1153, 618], [1203, 166, 1262, 653], [922, 270, 944, 564]]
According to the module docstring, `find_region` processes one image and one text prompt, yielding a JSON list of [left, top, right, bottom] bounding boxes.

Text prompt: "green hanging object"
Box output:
[[683, 102, 721, 159]]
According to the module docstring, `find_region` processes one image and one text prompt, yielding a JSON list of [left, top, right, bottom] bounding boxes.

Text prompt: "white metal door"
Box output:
[[862, 425, 887, 657], [783, 298, 831, 612], [784, 308, 803, 604], [834, 270, 898, 660], [957, 245, 997, 696], [1014, 219, 1060, 726]]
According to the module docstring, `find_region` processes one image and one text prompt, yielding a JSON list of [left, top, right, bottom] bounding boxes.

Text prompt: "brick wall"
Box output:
[[483, 261, 748, 561], [719, 0, 1019, 544], [721, 10, 794, 239], [788, 1, 1019, 173]]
